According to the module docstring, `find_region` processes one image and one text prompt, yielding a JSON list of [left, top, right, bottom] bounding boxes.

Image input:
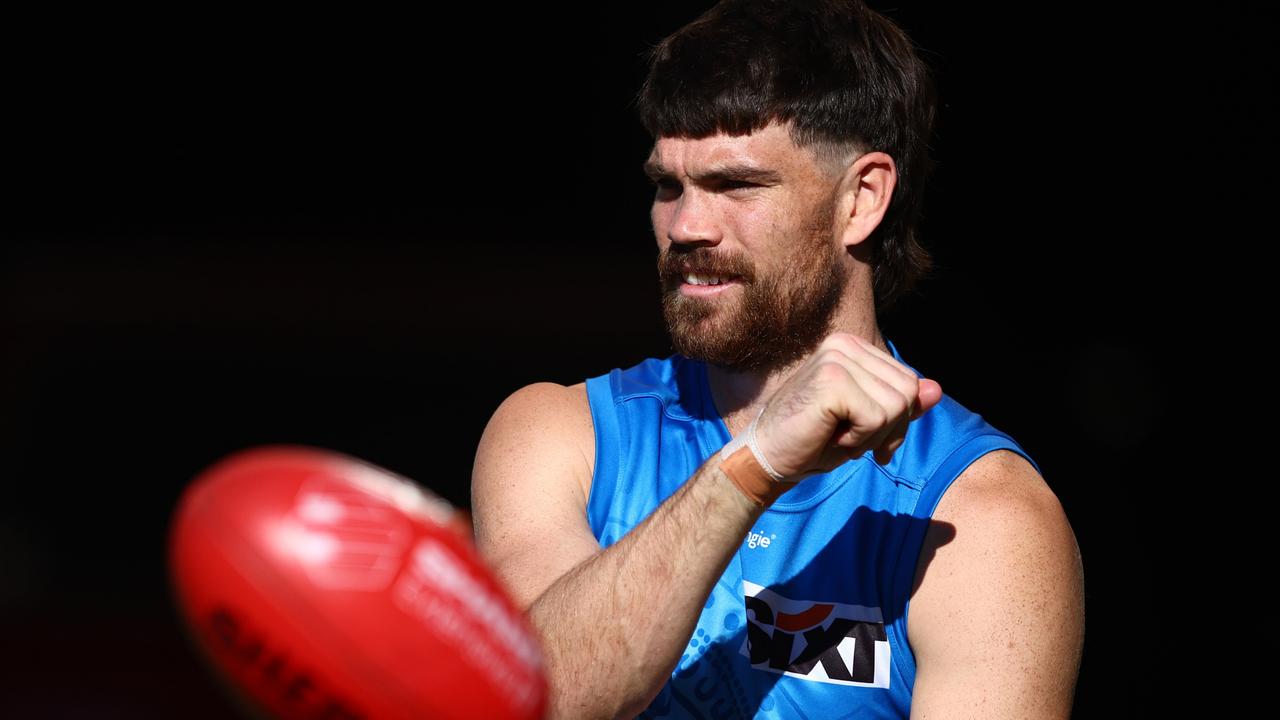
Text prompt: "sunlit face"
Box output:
[[646, 122, 850, 372]]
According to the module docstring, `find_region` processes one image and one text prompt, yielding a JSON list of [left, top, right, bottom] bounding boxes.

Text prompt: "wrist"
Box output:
[[718, 411, 794, 507]]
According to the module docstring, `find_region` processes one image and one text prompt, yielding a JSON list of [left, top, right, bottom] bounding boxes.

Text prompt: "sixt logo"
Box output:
[[740, 580, 890, 688], [745, 530, 775, 549]]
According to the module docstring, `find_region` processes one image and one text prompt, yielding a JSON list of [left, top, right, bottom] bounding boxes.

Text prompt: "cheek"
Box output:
[[650, 203, 670, 242], [751, 198, 800, 238]]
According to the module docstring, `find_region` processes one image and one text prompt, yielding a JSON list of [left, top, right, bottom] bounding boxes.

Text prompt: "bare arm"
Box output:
[[472, 335, 943, 718], [470, 382, 766, 720], [907, 450, 1085, 719], [529, 449, 765, 719]]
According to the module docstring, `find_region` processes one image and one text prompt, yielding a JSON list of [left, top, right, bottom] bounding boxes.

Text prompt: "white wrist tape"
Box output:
[[720, 408, 785, 482]]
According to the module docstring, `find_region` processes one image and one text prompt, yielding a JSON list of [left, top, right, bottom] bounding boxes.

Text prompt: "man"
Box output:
[[471, 1, 1084, 717]]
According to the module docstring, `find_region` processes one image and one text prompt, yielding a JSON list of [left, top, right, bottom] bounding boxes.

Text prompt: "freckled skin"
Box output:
[[646, 123, 1084, 716], [907, 450, 1086, 719], [473, 119, 1083, 719]]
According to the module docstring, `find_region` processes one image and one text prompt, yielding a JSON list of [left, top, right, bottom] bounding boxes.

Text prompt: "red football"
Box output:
[[168, 446, 547, 719]]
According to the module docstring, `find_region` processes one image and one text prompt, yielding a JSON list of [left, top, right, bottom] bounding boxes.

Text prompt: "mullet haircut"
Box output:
[[636, 0, 938, 314]]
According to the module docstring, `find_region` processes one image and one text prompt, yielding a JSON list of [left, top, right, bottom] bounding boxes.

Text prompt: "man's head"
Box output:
[[638, 0, 938, 370], [649, 123, 858, 372]]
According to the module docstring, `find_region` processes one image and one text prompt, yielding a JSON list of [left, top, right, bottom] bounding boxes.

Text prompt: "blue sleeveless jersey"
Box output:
[[583, 339, 1040, 719]]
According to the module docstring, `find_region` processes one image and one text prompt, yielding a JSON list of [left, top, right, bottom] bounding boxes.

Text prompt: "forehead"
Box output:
[[646, 122, 821, 178]]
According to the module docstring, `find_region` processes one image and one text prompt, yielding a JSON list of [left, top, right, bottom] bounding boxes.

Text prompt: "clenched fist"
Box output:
[[753, 333, 944, 481]]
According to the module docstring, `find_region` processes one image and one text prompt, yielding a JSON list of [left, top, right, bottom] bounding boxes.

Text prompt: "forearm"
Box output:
[[527, 454, 765, 720]]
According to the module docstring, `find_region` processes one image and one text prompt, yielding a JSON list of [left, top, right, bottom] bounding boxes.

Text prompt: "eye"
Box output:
[[650, 178, 682, 198]]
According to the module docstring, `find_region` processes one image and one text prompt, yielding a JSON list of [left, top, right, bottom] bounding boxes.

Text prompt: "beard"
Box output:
[[657, 212, 849, 374]]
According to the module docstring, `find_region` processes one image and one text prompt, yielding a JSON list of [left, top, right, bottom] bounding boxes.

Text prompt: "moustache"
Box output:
[[656, 247, 756, 283]]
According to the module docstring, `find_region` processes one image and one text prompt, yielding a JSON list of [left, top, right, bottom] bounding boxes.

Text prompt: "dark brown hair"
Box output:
[[637, 0, 938, 313]]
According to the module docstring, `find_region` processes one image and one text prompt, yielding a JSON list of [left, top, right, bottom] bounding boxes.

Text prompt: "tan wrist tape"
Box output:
[[719, 445, 795, 508]]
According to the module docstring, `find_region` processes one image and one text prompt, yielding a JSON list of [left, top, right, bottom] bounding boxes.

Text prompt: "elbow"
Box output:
[[613, 688, 666, 720], [540, 686, 656, 720], [531, 625, 665, 720]]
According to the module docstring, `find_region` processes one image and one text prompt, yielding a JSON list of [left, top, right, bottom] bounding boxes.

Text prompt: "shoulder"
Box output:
[[473, 381, 595, 505], [482, 381, 593, 441], [906, 449, 1085, 715], [929, 449, 1067, 538], [469, 381, 600, 610], [911, 449, 1081, 614]]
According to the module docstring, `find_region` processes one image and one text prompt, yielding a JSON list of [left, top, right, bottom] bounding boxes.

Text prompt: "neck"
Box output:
[[706, 313, 888, 438]]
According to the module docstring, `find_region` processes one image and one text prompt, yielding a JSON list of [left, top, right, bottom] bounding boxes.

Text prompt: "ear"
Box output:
[[835, 151, 896, 249]]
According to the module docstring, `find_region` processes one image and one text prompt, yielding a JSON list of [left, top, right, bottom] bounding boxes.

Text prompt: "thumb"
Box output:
[[912, 378, 943, 419]]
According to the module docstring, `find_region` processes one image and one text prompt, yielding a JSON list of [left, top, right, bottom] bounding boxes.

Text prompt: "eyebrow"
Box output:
[[642, 159, 783, 185]]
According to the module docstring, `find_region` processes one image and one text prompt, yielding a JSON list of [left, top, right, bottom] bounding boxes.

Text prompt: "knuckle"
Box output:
[[895, 365, 921, 386], [818, 349, 847, 366], [821, 332, 859, 354], [815, 360, 848, 385], [869, 373, 909, 412], [867, 370, 896, 393], [895, 379, 919, 412], [895, 390, 913, 417]]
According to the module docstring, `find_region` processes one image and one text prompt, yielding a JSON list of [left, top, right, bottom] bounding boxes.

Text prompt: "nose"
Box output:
[[660, 190, 723, 248]]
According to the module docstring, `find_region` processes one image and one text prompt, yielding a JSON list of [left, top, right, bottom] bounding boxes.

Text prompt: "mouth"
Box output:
[[681, 271, 741, 287], [675, 269, 744, 297]]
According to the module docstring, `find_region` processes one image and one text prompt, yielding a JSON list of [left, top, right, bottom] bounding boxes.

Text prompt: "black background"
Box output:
[[3, 2, 1266, 717]]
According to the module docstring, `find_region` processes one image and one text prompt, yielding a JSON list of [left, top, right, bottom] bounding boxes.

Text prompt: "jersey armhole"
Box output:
[[584, 370, 625, 545]]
